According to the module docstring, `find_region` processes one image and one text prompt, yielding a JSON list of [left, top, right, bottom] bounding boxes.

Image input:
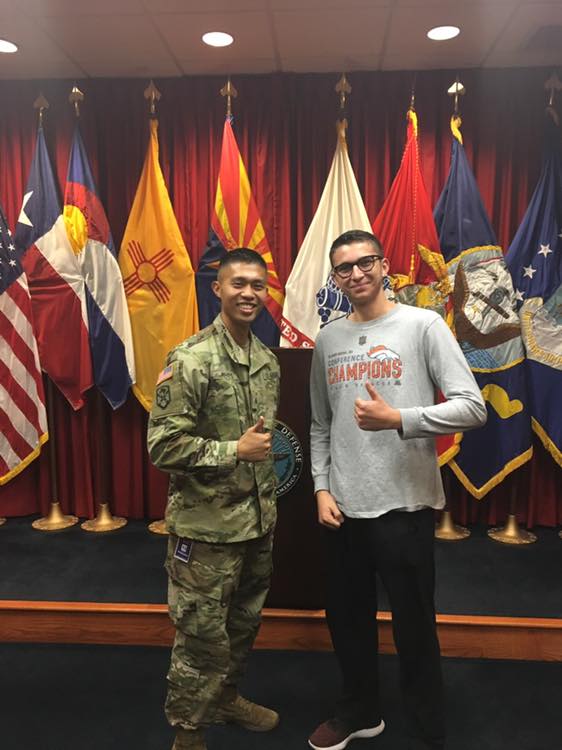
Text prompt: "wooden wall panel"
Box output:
[[1, 602, 561, 662]]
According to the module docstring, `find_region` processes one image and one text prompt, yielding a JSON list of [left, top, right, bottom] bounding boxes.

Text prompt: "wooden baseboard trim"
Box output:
[[1, 601, 561, 661]]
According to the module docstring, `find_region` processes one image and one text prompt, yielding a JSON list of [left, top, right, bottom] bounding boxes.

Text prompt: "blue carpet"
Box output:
[[0, 519, 561, 617], [0, 646, 560, 750]]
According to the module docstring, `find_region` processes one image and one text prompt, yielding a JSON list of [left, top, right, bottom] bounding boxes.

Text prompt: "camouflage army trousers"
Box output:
[[165, 531, 273, 730]]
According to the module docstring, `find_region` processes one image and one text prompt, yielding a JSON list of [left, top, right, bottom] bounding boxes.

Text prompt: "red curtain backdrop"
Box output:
[[0, 68, 559, 524]]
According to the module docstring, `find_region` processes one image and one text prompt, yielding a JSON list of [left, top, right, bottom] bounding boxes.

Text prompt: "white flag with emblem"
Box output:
[[280, 123, 371, 348]]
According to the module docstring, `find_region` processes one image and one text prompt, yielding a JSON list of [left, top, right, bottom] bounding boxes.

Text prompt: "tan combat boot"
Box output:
[[215, 688, 279, 732], [172, 727, 207, 750]]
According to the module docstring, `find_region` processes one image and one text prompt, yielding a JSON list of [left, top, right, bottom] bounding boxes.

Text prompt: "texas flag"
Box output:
[[64, 125, 135, 409], [15, 126, 93, 409]]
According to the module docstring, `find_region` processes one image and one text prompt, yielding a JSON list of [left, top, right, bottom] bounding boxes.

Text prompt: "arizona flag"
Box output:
[[119, 119, 199, 412], [15, 126, 93, 409], [0, 204, 48, 484], [281, 121, 371, 348], [434, 115, 532, 497], [505, 108, 562, 467], [64, 125, 135, 409], [196, 117, 284, 346], [372, 109, 456, 465]]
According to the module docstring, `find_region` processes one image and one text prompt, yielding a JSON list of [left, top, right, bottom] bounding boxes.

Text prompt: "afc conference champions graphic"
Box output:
[[272, 420, 303, 496]]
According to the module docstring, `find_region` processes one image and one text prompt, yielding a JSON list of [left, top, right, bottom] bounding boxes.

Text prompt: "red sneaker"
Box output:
[[308, 717, 385, 750]]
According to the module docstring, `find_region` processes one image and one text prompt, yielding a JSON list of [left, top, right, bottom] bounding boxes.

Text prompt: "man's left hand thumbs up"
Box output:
[[354, 382, 402, 431]]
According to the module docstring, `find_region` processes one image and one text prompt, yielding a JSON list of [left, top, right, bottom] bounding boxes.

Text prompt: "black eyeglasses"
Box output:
[[332, 255, 383, 279]]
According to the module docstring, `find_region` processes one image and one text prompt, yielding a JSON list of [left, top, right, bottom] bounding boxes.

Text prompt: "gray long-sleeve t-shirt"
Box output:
[[310, 304, 487, 517]]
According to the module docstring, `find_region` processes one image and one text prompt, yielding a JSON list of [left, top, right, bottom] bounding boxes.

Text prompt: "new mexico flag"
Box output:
[[119, 119, 199, 411]]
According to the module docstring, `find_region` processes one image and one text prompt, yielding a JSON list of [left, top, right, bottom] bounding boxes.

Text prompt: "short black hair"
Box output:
[[329, 230, 383, 265], [218, 247, 267, 274]]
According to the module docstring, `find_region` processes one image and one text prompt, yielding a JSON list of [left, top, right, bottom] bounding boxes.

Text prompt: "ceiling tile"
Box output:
[[0, 56, 83, 79], [270, 0, 390, 8], [485, 2, 562, 67], [0, 9, 83, 78], [143, 0, 266, 10], [16, 0, 144, 16], [274, 7, 389, 60], [153, 10, 276, 65], [279, 54, 380, 73], [0, 0, 559, 76], [393, 0, 519, 6], [179, 57, 278, 75], [382, 3, 514, 69], [38, 14, 181, 77]]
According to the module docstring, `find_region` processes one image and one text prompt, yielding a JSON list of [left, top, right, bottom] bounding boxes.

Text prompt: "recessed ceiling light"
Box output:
[[202, 32, 234, 48], [0, 39, 18, 54], [427, 26, 460, 41]]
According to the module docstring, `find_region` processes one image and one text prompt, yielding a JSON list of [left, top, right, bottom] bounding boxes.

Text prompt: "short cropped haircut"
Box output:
[[329, 230, 384, 266], [218, 247, 267, 275]]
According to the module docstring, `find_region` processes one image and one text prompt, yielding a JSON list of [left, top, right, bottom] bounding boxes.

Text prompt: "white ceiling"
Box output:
[[0, 0, 560, 79]]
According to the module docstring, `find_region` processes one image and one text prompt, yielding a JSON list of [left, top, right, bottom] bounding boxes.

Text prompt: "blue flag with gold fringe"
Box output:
[[505, 108, 562, 467], [433, 115, 533, 498]]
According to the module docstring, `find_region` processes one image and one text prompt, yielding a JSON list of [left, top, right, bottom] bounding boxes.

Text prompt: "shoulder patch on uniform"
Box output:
[[156, 364, 174, 386], [151, 360, 187, 418], [155, 384, 172, 409]]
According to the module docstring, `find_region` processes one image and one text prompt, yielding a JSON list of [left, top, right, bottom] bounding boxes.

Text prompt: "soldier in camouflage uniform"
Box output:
[[147, 248, 281, 750]]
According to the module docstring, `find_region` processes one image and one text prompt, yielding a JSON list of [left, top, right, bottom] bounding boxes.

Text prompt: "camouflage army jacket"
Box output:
[[147, 315, 280, 543]]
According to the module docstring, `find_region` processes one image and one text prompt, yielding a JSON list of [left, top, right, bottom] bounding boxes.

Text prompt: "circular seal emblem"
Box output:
[[272, 420, 303, 497]]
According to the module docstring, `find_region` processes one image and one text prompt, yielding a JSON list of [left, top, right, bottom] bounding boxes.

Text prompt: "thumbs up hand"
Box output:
[[354, 382, 402, 431], [237, 416, 272, 462]]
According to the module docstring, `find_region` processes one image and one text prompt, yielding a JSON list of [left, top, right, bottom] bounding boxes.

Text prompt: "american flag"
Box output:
[[0, 204, 48, 485]]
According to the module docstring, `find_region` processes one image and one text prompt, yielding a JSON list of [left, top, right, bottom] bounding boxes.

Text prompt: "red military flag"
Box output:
[[372, 109, 457, 464]]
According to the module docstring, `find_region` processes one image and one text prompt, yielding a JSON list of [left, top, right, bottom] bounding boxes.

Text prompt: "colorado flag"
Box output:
[[64, 124, 135, 408]]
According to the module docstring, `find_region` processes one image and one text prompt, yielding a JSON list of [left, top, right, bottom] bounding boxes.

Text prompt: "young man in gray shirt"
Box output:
[[308, 230, 487, 750]]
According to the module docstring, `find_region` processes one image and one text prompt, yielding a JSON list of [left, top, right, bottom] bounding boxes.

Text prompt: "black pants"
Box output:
[[325, 508, 445, 750]]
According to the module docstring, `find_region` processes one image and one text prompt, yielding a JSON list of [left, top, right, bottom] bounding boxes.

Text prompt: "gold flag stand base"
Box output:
[[148, 519, 168, 535], [32, 502, 79, 532], [0, 517, 6, 527], [487, 514, 537, 545], [435, 510, 470, 541], [81, 503, 127, 533]]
